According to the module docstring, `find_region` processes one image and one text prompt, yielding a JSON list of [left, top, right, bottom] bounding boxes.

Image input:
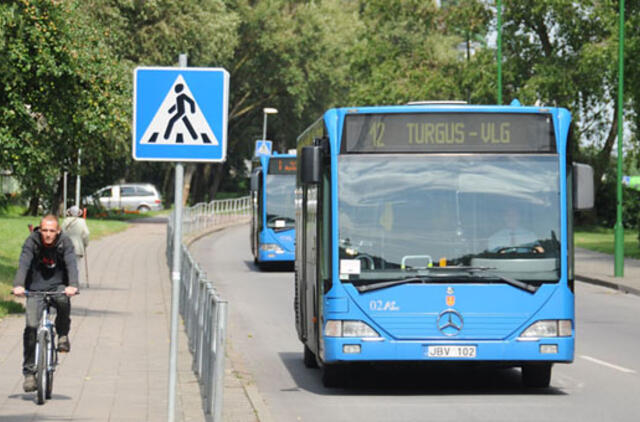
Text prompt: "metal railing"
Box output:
[[181, 196, 251, 237], [166, 196, 250, 421]]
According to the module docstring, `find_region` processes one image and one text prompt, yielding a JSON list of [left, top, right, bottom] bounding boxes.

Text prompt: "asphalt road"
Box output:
[[192, 224, 640, 422]]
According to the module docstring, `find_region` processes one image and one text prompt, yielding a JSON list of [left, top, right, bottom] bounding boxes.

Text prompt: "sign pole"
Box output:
[[614, 0, 625, 277], [167, 53, 187, 422]]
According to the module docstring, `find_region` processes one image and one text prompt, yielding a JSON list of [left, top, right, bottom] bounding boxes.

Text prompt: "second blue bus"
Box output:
[[250, 149, 297, 267]]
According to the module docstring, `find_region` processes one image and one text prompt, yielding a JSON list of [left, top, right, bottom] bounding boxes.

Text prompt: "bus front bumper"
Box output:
[[321, 336, 574, 363], [258, 249, 294, 263]]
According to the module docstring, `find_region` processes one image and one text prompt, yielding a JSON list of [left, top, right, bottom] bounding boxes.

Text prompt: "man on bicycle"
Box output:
[[12, 214, 79, 392]]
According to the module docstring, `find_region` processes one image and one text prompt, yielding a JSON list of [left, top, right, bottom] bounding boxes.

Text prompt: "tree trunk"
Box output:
[[195, 164, 213, 203], [162, 165, 174, 204], [182, 164, 196, 206], [190, 164, 205, 204], [208, 163, 225, 200], [594, 110, 619, 193], [204, 164, 214, 202], [51, 175, 64, 217], [25, 195, 39, 216]]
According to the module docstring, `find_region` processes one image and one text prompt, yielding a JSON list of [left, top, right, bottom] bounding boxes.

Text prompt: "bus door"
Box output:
[[297, 159, 330, 355], [302, 185, 318, 346], [294, 186, 305, 340], [250, 169, 262, 260]]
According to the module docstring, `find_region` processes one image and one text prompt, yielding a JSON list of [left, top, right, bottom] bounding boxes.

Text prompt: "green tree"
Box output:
[[347, 0, 463, 105], [501, 0, 639, 202], [0, 0, 129, 215], [188, 0, 361, 202], [79, 0, 240, 204], [439, 0, 494, 104]]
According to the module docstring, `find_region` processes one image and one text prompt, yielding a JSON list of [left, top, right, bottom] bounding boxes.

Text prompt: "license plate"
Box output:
[[426, 345, 477, 358]]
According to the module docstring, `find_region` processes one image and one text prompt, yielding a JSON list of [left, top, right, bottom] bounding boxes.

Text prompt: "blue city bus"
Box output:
[[294, 101, 594, 388], [250, 148, 297, 267]]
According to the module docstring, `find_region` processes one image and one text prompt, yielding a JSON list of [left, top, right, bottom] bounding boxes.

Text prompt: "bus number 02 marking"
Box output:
[[369, 300, 399, 311], [369, 122, 385, 147]]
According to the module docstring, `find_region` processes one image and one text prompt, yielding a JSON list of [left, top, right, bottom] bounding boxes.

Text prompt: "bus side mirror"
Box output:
[[301, 146, 322, 184], [250, 172, 260, 191], [573, 163, 594, 210]]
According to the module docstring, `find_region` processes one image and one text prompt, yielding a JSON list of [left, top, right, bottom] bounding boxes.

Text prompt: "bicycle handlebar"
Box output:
[[12, 290, 79, 297]]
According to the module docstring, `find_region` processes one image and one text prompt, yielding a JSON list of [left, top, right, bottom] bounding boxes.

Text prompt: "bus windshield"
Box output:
[[338, 154, 561, 284], [266, 174, 296, 230]]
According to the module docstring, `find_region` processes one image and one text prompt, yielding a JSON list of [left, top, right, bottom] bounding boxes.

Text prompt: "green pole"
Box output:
[[614, 0, 625, 277], [497, 0, 502, 105]]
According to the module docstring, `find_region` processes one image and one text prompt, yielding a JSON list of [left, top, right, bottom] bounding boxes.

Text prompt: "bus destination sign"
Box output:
[[268, 157, 297, 174], [342, 113, 556, 153]]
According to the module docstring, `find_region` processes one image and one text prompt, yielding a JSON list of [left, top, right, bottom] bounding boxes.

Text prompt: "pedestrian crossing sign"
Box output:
[[254, 140, 273, 157], [133, 67, 229, 162]]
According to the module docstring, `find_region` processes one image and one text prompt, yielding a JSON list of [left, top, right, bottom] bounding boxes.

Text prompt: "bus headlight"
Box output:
[[260, 243, 284, 253], [519, 320, 572, 339], [324, 320, 380, 338]]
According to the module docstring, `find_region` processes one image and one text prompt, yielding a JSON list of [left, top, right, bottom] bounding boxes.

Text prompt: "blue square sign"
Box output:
[[133, 67, 229, 162]]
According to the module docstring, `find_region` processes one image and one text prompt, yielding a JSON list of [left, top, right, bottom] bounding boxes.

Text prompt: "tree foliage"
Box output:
[[0, 0, 129, 214], [347, 0, 462, 105], [1, 0, 638, 219], [502, 1, 639, 179]]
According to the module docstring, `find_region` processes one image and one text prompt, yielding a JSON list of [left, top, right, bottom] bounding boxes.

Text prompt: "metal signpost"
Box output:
[[132, 55, 229, 422]]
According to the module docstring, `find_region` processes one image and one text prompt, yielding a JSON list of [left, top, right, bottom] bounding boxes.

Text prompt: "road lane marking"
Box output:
[[579, 355, 637, 374]]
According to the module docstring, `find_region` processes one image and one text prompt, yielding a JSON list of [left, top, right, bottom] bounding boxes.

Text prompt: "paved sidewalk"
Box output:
[[0, 219, 256, 421], [575, 247, 640, 295]]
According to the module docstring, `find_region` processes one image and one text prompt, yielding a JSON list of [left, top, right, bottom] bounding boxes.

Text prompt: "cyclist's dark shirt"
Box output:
[[13, 228, 79, 292]]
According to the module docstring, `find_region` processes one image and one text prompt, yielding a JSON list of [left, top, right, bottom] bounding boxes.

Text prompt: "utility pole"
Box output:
[[614, 0, 625, 277]]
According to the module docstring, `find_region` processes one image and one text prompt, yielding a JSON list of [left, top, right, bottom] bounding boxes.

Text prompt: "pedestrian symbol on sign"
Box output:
[[140, 75, 219, 146], [164, 83, 196, 141]]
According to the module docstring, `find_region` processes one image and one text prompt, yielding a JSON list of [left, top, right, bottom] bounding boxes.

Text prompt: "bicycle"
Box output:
[[25, 291, 70, 405]]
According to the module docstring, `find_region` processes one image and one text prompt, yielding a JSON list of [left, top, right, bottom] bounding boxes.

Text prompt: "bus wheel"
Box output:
[[303, 345, 318, 368], [522, 363, 552, 388], [321, 364, 344, 388]]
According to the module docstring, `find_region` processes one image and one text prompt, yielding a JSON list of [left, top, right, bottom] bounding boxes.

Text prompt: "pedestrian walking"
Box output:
[[62, 206, 90, 287]]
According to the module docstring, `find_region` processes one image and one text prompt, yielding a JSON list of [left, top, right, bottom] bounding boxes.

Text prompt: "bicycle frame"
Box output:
[[29, 292, 61, 404]]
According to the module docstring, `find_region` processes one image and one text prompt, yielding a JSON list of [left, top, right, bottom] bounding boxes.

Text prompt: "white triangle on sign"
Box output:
[[257, 143, 271, 155], [140, 75, 219, 145]]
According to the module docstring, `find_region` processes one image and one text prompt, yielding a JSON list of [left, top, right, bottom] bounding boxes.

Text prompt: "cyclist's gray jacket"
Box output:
[[13, 228, 79, 291]]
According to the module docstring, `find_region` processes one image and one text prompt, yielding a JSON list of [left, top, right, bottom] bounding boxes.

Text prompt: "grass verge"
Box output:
[[574, 226, 640, 259], [0, 213, 132, 319]]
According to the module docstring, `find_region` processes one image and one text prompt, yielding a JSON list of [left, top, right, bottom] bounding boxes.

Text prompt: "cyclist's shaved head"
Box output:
[[41, 214, 59, 228]]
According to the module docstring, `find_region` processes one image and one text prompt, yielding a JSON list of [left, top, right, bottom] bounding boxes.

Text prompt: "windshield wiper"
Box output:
[[353, 268, 539, 294], [473, 274, 539, 294], [355, 276, 436, 293]]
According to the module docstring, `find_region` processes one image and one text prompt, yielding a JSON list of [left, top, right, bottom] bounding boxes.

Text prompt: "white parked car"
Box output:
[[88, 183, 163, 212]]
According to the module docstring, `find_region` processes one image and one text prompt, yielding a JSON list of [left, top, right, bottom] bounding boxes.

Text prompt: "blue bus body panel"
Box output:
[[258, 228, 295, 262], [317, 103, 573, 365], [321, 282, 574, 362]]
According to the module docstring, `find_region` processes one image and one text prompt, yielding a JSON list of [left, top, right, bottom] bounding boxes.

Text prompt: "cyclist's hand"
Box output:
[[64, 286, 78, 297], [12, 286, 26, 297]]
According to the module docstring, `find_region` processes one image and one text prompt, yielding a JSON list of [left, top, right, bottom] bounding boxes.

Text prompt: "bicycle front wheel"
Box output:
[[45, 366, 54, 399], [35, 331, 48, 404]]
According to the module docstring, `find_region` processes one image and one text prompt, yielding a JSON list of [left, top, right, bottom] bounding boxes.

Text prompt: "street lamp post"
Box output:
[[262, 107, 278, 140]]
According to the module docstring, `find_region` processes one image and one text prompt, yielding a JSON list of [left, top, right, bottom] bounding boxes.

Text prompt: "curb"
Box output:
[[226, 337, 274, 422], [575, 274, 640, 297]]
